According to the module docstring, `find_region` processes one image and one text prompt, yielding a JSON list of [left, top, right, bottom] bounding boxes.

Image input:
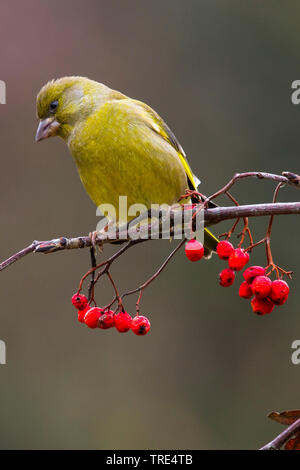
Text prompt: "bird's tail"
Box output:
[[203, 228, 219, 259]]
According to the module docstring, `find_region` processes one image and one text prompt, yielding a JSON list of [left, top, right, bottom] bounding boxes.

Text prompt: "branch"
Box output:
[[0, 201, 299, 273], [260, 417, 300, 450], [204, 201, 300, 225], [1, 170, 299, 273], [205, 171, 300, 205]]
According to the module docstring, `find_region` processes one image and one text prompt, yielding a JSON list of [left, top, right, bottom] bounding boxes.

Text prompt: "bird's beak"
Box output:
[[35, 118, 60, 142]]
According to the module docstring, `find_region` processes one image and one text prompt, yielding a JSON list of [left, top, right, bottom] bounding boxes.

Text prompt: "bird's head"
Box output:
[[35, 76, 112, 142]]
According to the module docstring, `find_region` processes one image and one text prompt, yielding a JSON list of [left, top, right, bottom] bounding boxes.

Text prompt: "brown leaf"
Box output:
[[284, 438, 297, 450], [268, 410, 300, 426]]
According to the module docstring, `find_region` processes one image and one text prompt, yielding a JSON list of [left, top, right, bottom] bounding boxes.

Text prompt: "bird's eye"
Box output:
[[49, 100, 58, 112]]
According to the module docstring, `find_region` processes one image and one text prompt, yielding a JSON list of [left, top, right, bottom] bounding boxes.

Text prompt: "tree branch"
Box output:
[[260, 417, 300, 450], [1, 170, 299, 273], [0, 201, 299, 273], [205, 201, 300, 224]]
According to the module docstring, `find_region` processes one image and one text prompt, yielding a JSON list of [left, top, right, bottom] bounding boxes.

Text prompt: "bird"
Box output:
[[35, 76, 218, 256]]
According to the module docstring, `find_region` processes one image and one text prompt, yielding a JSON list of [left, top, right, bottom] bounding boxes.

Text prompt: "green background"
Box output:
[[0, 0, 299, 449]]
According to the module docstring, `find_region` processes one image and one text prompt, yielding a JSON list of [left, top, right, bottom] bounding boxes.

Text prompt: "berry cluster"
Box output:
[[71, 294, 151, 335], [216, 241, 290, 316], [217, 241, 249, 287], [184, 239, 290, 316]]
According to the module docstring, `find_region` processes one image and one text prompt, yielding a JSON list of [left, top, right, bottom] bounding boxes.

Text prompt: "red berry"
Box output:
[[114, 311, 132, 333], [98, 310, 115, 329], [239, 281, 253, 299], [77, 305, 90, 323], [251, 296, 274, 315], [243, 266, 266, 283], [252, 275, 272, 299], [84, 307, 103, 329], [228, 248, 248, 271], [244, 251, 250, 264], [185, 239, 204, 262], [184, 204, 197, 210], [216, 240, 234, 260], [72, 293, 88, 310], [131, 315, 151, 336], [219, 268, 235, 287], [271, 280, 290, 305]]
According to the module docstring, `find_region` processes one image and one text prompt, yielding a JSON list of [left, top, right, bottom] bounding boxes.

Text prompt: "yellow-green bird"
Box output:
[[35, 76, 217, 256]]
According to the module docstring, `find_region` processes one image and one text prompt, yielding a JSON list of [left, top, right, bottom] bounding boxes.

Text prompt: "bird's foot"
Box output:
[[89, 231, 103, 253]]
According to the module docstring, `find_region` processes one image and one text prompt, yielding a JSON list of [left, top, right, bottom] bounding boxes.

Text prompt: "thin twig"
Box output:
[[88, 247, 97, 302], [106, 271, 124, 311], [77, 239, 143, 292], [204, 171, 300, 206], [121, 239, 186, 303]]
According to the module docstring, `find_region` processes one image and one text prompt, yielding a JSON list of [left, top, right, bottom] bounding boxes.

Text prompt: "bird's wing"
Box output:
[[137, 102, 219, 207], [134, 100, 219, 252], [135, 100, 199, 191]]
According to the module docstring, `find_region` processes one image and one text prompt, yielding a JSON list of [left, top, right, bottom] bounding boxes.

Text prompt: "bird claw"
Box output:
[[89, 231, 103, 253]]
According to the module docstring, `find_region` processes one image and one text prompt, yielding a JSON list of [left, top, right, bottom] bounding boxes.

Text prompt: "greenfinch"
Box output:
[[35, 76, 217, 256]]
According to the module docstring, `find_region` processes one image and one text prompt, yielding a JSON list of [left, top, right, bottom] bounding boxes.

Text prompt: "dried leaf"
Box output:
[[268, 410, 300, 426], [284, 433, 300, 450], [284, 438, 296, 450]]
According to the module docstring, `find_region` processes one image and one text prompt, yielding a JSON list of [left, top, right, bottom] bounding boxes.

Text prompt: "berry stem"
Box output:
[[264, 183, 293, 279], [101, 296, 118, 312], [218, 191, 253, 247], [121, 239, 186, 304], [245, 237, 266, 252], [106, 270, 124, 312], [77, 240, 140, 293], [136, 290, 143, 316], [219, 217, 240, 240], [88, 246, 97, 302]]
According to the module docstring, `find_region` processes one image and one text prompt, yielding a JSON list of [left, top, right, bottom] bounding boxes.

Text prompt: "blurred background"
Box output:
[[0, 0, 300, 450]]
